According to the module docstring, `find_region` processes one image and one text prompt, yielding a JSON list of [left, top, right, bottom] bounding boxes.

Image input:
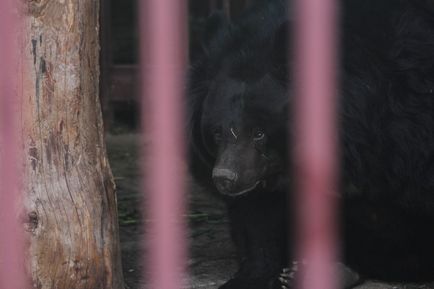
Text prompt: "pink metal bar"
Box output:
[[0, 1, 27, 289], [140, 1, 188, 289], [293, 0, 339, 289]]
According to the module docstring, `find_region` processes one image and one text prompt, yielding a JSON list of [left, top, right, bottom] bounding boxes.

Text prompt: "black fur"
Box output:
[[188, 0, 434, 288]]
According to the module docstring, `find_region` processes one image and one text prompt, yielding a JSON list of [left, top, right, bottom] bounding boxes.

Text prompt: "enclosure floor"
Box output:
[[106, 133, 433, 289]]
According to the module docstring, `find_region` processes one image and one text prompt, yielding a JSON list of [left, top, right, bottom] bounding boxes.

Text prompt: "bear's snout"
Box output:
[[212, 168, 238, 194]]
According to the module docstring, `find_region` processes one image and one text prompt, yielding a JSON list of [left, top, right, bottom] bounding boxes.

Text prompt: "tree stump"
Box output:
[[21, 0, 125, 288]]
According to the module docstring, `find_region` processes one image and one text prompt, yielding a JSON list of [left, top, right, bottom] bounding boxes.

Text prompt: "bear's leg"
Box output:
[[219, 193, 288, 289]]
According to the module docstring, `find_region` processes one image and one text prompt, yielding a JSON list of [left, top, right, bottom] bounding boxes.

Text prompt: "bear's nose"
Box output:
[[212, 168, 238, 193]]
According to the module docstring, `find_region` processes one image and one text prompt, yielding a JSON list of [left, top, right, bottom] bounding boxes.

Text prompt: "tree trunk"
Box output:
[[21, 0, 125, 288]]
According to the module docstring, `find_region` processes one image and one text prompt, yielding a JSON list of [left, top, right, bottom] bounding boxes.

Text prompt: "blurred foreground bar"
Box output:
[[0, 1, 27, 289], [140, 1, 188, 289], [293, 0, 339, 288]]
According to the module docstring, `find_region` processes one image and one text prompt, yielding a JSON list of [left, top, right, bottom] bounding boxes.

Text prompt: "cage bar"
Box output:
[[293, 0, 339, 288], [139, 1, 188, 289], [0, 1, 27, 289]]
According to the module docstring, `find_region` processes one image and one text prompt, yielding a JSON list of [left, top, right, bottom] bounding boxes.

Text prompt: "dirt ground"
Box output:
[[105, 133, 433, 289]]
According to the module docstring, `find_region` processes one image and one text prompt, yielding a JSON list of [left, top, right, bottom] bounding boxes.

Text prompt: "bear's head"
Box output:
[[201, 75, 288, 197], [188, 8, 290, 198]]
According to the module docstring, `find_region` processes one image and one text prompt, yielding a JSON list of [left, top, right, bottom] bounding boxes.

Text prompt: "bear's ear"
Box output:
[[200, 11, 231, 55]]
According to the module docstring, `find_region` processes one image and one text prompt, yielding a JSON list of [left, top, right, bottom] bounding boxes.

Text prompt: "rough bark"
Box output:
[[20, 0, 125, 288]]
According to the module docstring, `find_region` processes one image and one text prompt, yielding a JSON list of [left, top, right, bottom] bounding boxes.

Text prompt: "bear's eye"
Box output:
[[212, 128, 223, 142], [253, 130, 265, 141]]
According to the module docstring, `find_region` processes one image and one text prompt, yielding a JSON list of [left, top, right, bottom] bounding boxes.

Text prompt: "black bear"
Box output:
[[188, 0, 434, 288]]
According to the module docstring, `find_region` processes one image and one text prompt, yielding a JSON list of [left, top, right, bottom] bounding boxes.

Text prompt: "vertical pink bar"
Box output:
[[140, 1, 188, 289], [293, 0, 338, 289], [0, 1, 27, 289]]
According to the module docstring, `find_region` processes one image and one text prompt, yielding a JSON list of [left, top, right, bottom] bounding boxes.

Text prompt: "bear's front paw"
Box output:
[[278, 261, 362, 289], [278, 261, 301, 289]]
